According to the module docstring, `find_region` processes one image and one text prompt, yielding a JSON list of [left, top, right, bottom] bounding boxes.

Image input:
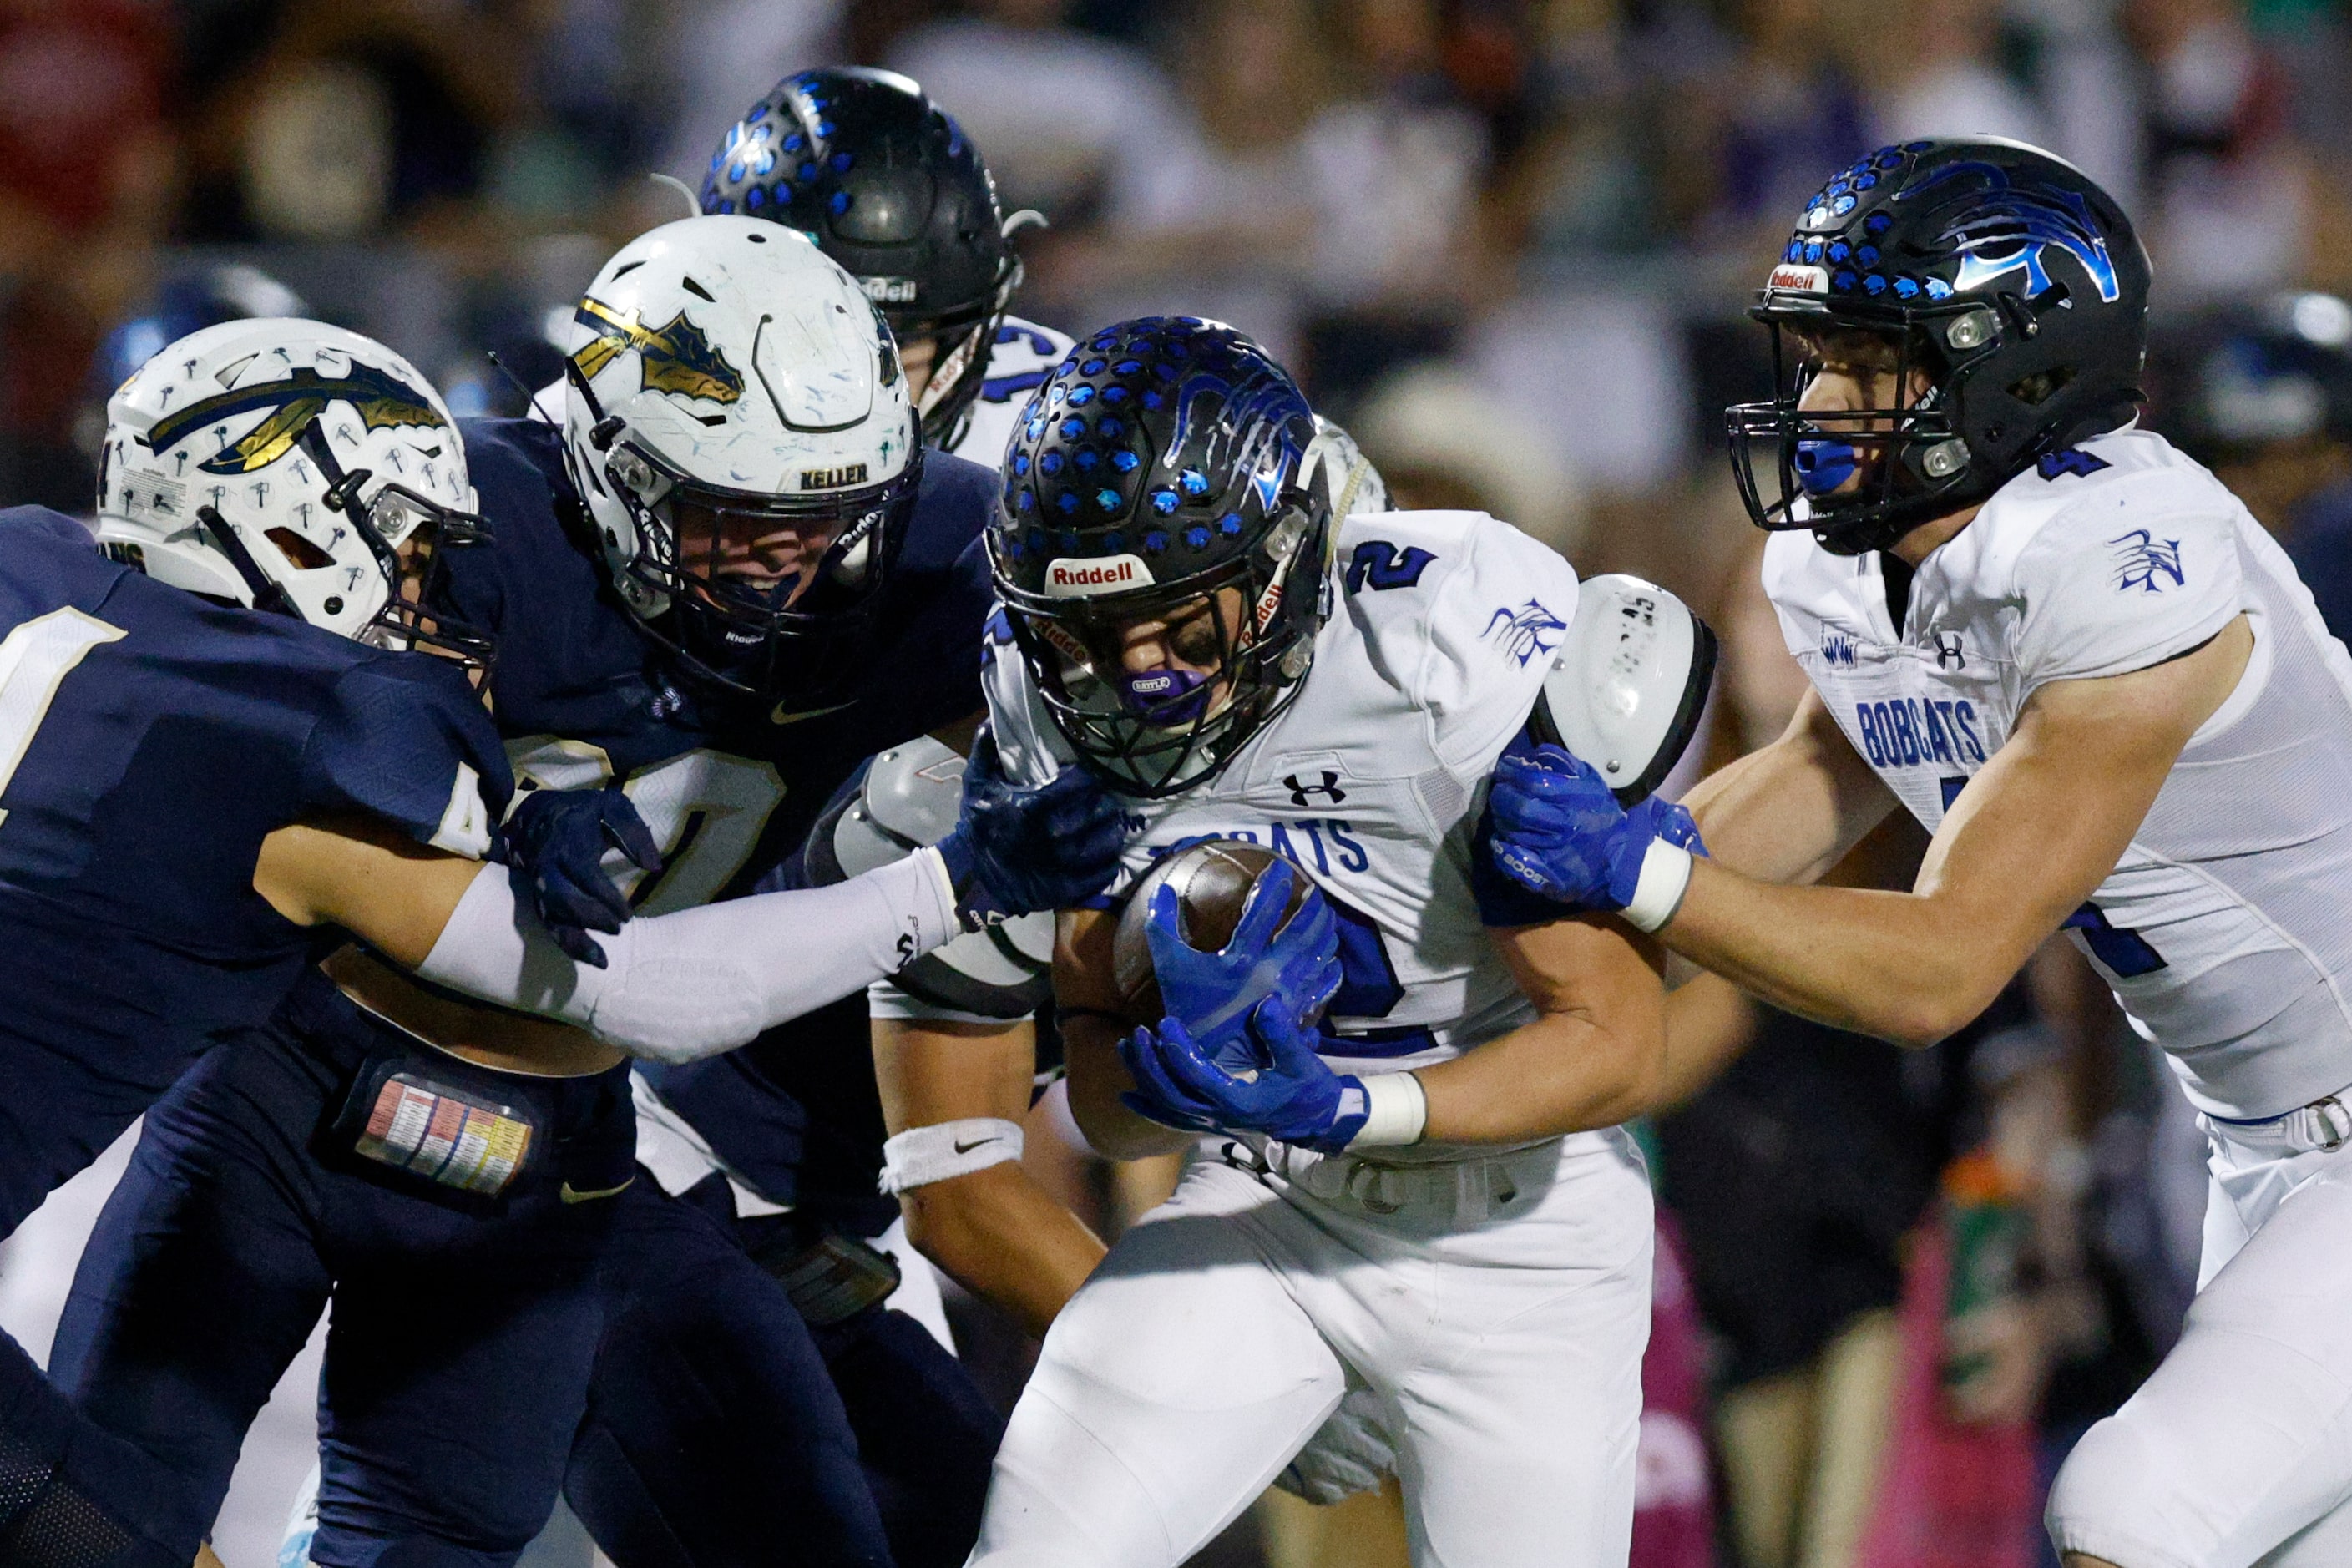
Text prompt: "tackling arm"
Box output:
[[1662, 617, 2253, 1046], [1681, 684, 1900, 885]]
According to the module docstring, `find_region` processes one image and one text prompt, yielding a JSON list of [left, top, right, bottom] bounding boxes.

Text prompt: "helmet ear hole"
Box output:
[[265, 528, 334, 570], [2006, 366, 2076, 406]]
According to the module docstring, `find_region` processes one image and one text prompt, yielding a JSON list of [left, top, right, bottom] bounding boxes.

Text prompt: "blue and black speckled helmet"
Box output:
[[1727, 136, 2152, 555], [701, 67, 1019, 449], [987, 318, 1331, 798]]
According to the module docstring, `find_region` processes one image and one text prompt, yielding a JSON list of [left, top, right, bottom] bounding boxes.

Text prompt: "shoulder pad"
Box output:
[[1533, 574, 1717, 802], [805, 736, 1051, 1019]]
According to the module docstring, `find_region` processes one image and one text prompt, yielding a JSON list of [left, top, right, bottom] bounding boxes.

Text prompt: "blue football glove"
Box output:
[[1120, 999, 1370, 1153], [935, 724, 1128, 928], [1145, 857, 1340, 1070], [500, 785, 664, 968], [1485, 745, 1705, 913]]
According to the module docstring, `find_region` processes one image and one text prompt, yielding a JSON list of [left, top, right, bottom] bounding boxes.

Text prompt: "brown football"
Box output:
[[1110, 840, 1310, 1024]]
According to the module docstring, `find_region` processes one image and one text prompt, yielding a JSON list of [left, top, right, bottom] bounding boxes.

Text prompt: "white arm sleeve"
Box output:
[[415, 852, 963, 1065]]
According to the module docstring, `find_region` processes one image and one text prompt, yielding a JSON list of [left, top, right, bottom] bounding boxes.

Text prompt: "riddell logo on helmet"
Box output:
[[1044, 555, 1155, 597], [861, 277, 919, 304], [1767, 264, 1830, 294]]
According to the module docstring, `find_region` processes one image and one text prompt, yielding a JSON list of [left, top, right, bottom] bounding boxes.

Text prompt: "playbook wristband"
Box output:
[[878, 1117, 1025, 1194], [1346, 1072, 1429, 1149], [1621, 839, 1694, 934]]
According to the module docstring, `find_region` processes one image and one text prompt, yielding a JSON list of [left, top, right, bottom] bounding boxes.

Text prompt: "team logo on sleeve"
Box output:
[[147, 363, 446, 475], [1483, 599, 1568, 667], [571, 297, 745, 405], [2109, 529, 2186, 594]]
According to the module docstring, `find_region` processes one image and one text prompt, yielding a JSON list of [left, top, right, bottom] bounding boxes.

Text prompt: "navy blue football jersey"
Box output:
[[0, 505, 512, 1070], [452, 419, 1001, 1223]]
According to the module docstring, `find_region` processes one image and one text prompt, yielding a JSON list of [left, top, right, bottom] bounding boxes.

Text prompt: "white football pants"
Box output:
[[965, 1125, 1655, 1568], [2049, 1108, 2352, 1566]]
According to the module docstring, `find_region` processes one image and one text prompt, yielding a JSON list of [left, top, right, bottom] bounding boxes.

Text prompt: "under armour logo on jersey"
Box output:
[[1935, 632, 1965, 669], [1484, 599, 1567, 668], [1344, 541, 1436, 594], [2109, 529, 2186, 594], [2037, 448, 2112, 481], [1285, 771, 1348, 806]]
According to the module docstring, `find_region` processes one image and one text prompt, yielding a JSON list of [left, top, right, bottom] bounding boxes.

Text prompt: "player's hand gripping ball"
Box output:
[[1110, 842, 1339, 1068]]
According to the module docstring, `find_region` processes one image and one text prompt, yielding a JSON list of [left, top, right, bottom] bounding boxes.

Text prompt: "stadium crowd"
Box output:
[[5, 3, 2352, 1567]]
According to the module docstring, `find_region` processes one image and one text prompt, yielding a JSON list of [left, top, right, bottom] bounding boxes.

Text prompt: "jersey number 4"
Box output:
[[0, 610, 126, 832]]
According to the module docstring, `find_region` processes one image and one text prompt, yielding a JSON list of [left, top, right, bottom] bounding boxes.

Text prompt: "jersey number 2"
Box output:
[[0, 610, 126, 832]]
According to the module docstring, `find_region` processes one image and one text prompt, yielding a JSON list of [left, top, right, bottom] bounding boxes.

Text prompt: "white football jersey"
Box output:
[[1765, 426, 2352, 1120], [950, 316, 1072, 468], [988, 508, 1581, 1100]]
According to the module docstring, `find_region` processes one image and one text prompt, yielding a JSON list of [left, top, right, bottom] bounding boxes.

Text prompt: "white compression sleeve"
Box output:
[[415, 850, 963, 1065]]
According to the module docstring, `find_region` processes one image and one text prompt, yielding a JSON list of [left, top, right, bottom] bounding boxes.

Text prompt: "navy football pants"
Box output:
[[49, 969, 635, 1568], [564, 1179, 1004, 1568]]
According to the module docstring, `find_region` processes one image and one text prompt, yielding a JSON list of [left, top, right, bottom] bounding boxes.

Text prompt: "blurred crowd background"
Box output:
[[10, 0, 2352, 1565]]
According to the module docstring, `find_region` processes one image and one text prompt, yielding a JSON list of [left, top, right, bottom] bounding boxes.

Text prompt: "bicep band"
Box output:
[[416, 850, 961, 1065], [878, 1118, 1026, 1194]]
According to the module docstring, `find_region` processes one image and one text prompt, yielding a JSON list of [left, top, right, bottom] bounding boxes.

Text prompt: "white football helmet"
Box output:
[[560, 215, 922, 698], [95, 318, 493, 669]]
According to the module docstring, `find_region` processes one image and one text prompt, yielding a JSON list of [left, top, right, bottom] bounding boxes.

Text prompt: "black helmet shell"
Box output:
[[988, 318, 1330, 797], [701, 68, 1015, 447], [1728, 136, 2153, 554]]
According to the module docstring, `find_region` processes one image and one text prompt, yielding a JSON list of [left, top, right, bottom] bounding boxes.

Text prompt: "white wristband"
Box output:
[[1621, 838, 1694, 934], [1348, 1072, 1428, 1149], [878, 1117, 1025, 1194]]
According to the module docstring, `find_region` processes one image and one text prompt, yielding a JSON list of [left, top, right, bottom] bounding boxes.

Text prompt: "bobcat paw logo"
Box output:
[[149, 363, 446, 477], [572, 297, 744, 406]]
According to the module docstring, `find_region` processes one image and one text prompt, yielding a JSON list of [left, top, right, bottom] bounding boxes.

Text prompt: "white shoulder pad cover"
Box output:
[[1537, 573, 1717, 802], [813, 735, 1051, 1020]]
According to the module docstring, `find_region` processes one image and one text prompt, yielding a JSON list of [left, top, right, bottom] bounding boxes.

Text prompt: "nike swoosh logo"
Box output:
[[953, 1138, 1000, 1155], [559, 1177, 635, 1204], [770, 700, 857, 726]]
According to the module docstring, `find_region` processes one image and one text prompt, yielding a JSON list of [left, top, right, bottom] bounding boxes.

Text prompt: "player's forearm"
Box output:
[[415, 851, 962, 1062], [898, 1163, 1105, 1338], [1416, 1005, 1667, 1141], [1685, 694, 1895, 886], [1662, 861, 2024, 1048]]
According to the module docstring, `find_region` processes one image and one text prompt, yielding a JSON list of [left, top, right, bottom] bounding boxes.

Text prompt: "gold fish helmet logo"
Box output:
[[148, 362, 448, 477], [571, 297, 745, 406]]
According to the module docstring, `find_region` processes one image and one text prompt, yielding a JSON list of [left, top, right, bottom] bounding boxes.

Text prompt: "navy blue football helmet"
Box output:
[[1727, 136, 2152, 554], [701, 68, 1020, 451], [987, 319, 1331, 798]]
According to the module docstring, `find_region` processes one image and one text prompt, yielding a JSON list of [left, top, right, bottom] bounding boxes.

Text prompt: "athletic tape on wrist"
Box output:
[[878, 1117, 1025, 1194], [1348, 1072, 1428, 1148], [1622, 840, 1693, 934]]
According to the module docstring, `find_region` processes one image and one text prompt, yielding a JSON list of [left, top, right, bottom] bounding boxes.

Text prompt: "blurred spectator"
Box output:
[[1861, 0, 2049, 147], [2129, 0, 2314, 300], [1702, 0, 1869, 247], [2147, 289, 2352, 640], [1352, 360, 1587, 554], [1463, 289, 1692, 495], [890, 0, 1191, 228]]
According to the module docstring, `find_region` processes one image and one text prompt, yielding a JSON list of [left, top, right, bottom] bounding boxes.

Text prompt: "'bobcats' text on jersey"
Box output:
[[989, 508, 1581, 1126], [1765, 427, 2352, 1119]]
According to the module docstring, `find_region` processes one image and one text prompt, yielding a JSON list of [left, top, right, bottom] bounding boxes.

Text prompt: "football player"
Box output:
[[1487, 137, 2352, 1568], [964, 316, 1709, 1566], [45, 303, 1120, 1568], [0, 304, 1104, 1566]]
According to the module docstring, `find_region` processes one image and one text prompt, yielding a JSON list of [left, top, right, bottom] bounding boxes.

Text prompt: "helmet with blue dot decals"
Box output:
[[701, 67, 1021, 451], [987, 318, 1337, 798], [1727, 136, 2152, 555]]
